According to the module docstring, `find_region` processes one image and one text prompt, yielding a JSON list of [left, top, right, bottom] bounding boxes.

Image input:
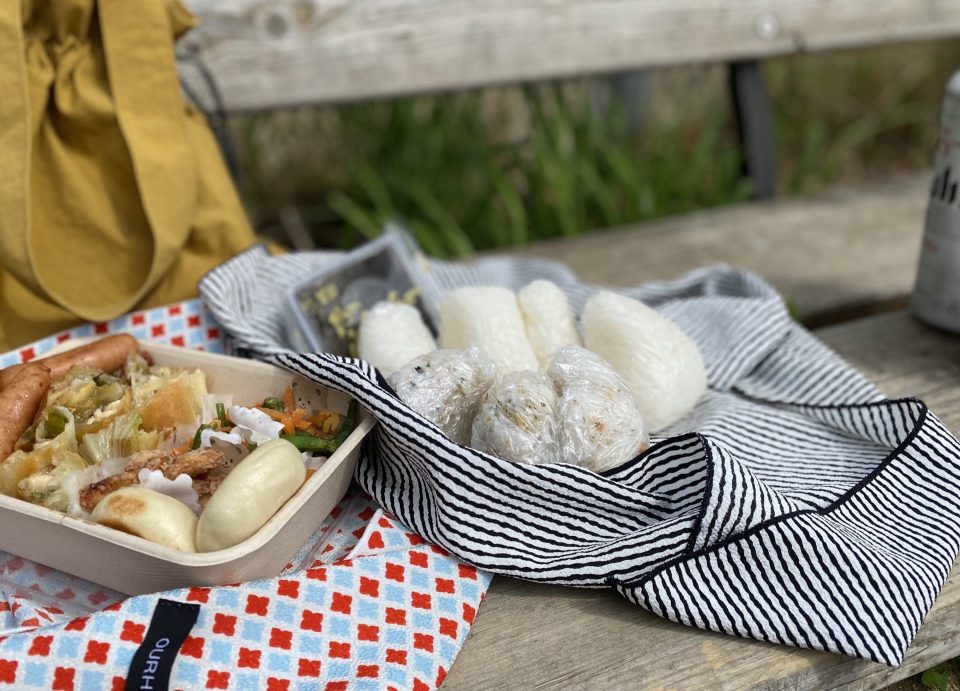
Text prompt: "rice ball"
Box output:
[[547, 346, 649, 472], [439, 287, 538, 374], [358, 302, 436, 377], [471, 371, 560, 465], [389, 346, 496, 444], [582, 291, 706, 432], [518, 280, 582, 361]]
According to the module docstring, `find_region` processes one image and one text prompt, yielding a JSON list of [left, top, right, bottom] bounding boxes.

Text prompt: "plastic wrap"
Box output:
[[547, 346, 649, 473], [439, 287, 538, 373], [518, 280, 581, 361], [471, 371, 560, 465], [358, 301, 437, 377], [582, 291, 706, 432], [389, 346, 496, 444]]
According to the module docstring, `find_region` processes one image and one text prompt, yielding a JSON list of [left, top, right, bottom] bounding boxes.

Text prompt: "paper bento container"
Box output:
[[0, 340, 375, 596]]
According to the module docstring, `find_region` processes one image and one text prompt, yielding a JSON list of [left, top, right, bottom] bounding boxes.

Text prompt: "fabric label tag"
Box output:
[[125, 599, 200, 691]]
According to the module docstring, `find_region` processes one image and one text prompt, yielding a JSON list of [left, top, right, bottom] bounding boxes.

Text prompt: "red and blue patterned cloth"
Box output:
[[0, 299, 491, 689], [0, 300, 227, 369]]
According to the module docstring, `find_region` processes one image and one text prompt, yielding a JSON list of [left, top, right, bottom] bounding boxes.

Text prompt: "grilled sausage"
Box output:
[[0, 334, 139, 389], [0, 365, 52, 462]]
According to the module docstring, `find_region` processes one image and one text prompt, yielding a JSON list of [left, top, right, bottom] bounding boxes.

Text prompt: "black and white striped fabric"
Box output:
[[199, 245, 960, 666]]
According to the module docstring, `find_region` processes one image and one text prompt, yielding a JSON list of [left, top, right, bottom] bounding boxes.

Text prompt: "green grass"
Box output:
[[769, 41, 960, 193], [234, 80, 751, 255], [233, 40, 960, 257]]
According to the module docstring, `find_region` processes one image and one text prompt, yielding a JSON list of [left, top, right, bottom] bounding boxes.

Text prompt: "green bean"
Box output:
[[262, 397, 285, 411], [279, 400, 360, 455], [191, 423, 214, 450], [334, 400, 359, 445], [279, 434, 339, 453], [216, 402, 228, 427]]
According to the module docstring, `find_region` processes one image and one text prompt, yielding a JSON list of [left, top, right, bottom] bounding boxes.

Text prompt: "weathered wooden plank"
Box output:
[[180, 0, 960, 110], [442, 310, 960, 691], [507, 173, 930, 326]]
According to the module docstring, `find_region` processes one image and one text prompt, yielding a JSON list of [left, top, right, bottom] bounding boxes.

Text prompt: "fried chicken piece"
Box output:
[[190, 439, 254, 507], [80, 448, 225, 511], [192, 473, 228, 508]]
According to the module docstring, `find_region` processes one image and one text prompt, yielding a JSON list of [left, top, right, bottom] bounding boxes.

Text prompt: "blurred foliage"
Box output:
[[232, 40, 960, 256], [769, 41, 960, 193]]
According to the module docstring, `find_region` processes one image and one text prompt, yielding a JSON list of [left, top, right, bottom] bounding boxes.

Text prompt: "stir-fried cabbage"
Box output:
[[0, 407, 86, 505], [128, 355, 207, 409], [79, 412, 163, 465], [46, 367, 129, 422], [46, 368, 99, 418], [17, 453, 87, 512], [33, 406, 79, 450], [2, 356, 210, 516], [43, 367, 131, 437]]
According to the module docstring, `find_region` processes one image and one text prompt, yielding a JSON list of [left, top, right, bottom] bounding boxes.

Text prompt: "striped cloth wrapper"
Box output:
[[197, 245, 960, 667], [0, 301, 490, 689]]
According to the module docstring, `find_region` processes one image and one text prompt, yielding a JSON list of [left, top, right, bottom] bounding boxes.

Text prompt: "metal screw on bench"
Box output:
[[913, 69, 960, 332]]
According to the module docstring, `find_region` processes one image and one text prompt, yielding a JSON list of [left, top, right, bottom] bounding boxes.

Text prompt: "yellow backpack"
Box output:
[[0, 0, 256, 350]]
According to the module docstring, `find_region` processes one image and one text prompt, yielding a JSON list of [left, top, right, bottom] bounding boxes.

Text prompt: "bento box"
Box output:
[[0, 340, 374, 595]]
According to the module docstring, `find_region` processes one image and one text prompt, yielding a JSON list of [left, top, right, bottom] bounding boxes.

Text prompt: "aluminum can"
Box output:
[[912, 70, 960, 331]]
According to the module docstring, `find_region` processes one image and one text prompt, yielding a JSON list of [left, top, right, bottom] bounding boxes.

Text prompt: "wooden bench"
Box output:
[[181, 0, 960, 197], [180, 1, 960, 687]]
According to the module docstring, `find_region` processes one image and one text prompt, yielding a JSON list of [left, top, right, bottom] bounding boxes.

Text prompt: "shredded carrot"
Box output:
[[283, 386, 295, 413], [259, 407, 286, 421], [285, 408, 308, 434], [258, 402, 311, 434]]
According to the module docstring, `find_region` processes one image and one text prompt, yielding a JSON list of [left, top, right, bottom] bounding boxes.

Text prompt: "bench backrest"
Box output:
[[181, 0, 960, 112]]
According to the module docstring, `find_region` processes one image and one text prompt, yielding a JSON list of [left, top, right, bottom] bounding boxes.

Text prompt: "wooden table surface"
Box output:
[[508, 173, 928, 327], [445, 174, 960, 690]]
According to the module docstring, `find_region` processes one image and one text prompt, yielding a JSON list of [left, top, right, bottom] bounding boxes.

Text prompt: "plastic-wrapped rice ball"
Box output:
[[471, 371, 560, 465], [582, 291, 706, 432], [439, 287, 538, 374], [546, 346, 649, 473], [389, 346, 495, 444], [358, 302, 437, 377], [518, 280, 581, 361]]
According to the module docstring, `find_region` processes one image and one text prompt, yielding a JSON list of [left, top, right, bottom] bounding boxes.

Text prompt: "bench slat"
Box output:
[[442, 309, 960, 690], [181, 1, 960, 110], [508, 174, 929, 325]]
